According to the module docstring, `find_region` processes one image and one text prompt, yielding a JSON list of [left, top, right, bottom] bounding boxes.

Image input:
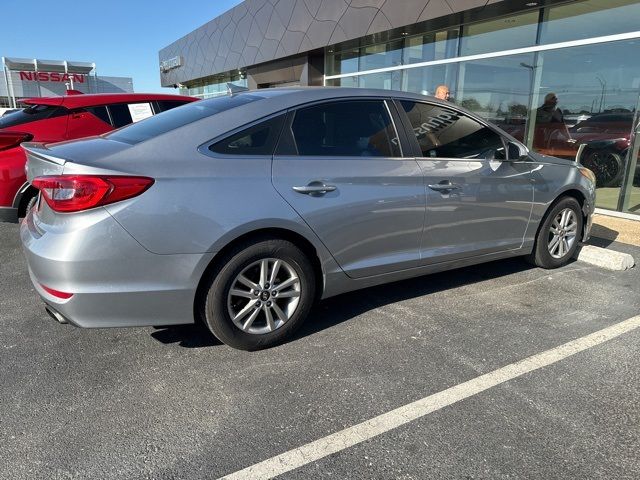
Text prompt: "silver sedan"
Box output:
[[20, 87, 596, 350]]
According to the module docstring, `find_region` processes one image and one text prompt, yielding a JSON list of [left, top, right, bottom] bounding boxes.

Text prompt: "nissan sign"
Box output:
[[19, 72, 86, 83], [160, 56, 183, 73]]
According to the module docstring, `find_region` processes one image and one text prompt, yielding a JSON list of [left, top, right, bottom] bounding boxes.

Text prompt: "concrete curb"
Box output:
[[574, 245, 635, 271]]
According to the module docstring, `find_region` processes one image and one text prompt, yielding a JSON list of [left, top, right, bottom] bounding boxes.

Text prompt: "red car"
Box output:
[[0, 92, 196, 222]]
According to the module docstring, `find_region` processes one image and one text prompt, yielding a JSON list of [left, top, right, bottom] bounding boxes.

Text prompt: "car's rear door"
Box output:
[[396, 99, 533, 264], [272, 99, 425, 279]]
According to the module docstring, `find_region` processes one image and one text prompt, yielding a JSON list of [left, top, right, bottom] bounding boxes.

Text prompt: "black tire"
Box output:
[[580, 149, 623, 187], [19, 191, 38, 219], [526, 196, 583, 269], [201, 237, 315, 351]]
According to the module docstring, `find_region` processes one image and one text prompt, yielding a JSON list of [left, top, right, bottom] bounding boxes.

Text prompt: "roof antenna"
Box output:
[[227, 82, 249, 96]]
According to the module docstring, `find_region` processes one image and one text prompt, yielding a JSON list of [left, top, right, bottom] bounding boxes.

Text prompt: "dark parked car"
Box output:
[[570, 113, 635, 188], [21, 87, 595, 350], [0, 92, 196, 222]]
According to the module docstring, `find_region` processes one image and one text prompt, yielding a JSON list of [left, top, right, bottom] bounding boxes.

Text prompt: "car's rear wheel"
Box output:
[[527, 196, 583, 269], [202, 238, 315, 350], [18, 189, 38, 219]]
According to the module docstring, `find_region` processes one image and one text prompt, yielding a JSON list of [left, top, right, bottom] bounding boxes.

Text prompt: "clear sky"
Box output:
[[0, 0, 242, 94]]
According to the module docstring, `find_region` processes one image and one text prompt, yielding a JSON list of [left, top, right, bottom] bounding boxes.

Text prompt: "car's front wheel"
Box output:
[[201, 238, 315, 350], [527, 196, 583, 269]]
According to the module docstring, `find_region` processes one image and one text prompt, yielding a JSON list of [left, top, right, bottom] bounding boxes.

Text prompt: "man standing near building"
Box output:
[[534, 92, 572, 153], [434, 85, 451, 101]]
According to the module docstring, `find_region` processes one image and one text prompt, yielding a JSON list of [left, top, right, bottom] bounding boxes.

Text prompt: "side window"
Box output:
[[209, 115, 285, 155], [400, 101, 506, 160], [155, 100, 190, 112], [290, 100, 401, 157], [85, 106, 111, 125], [107, 104, 133, 128]]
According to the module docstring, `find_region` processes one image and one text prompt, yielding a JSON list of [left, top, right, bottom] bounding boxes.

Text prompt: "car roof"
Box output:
[[197, 86, 452, 110], [20, 93, 197, 109]]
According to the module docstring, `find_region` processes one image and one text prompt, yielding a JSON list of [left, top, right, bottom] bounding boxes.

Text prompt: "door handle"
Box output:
[[293, 182, 337, 195], [428, 181, 460, 192]]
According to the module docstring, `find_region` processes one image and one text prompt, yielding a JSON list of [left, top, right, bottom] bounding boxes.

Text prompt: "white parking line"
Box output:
[[220, 315, 640, 480]]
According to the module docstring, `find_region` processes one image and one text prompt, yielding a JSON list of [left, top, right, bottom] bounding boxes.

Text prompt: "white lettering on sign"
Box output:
[[160, 56, 183, 73]]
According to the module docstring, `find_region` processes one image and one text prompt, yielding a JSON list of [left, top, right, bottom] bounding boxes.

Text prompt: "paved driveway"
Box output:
[[1, 222, 638, 479]]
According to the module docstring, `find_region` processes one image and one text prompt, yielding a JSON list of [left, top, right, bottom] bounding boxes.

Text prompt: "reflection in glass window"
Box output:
[[541, 0, 640, 44], [460, 11, 539, 56], [457, 54, 534, 142], [359, 40, 403, 72], [291, 101, 400, 157], [531, 40, 640, 159], [400, 101, 506, 160], [326, 77, 359, 88], [403, 30, 459, 65], [359, 71, 402, 91], [529, 39, 640, 209], [326, 48, 360, 76], [402, 64, 458, 98]]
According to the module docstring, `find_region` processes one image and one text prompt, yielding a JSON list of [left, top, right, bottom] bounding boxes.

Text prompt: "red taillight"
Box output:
[[31, 175, 154, 213], [40, 283, 73, 300], [0, 131, 33, 151]]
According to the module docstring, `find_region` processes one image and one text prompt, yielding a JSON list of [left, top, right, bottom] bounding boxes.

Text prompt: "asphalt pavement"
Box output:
[[1, 221, 639, 480]]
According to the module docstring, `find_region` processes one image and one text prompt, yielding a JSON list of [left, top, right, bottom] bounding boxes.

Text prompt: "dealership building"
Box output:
[[1, 57, 134, 109], [159, 0, 640, 217]]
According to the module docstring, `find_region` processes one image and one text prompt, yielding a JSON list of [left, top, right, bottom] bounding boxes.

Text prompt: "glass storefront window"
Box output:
[[529, 40, 640, 209], [402, 64, 457, 98], [358, 70, 402, 91], [326, 77, 358, 88], [402, 29, 459, 65], [359, 40, 403, 72], [620, 139, 640, 214], [540, 0, 640, 44], [460, 11, 539, 56], [326, 48, 359, 76], [457, 54, 534, 142]]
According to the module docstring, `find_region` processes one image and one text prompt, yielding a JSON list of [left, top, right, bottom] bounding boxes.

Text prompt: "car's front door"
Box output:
[[272, 99, 425, 278], [397, 100, 534, 264]]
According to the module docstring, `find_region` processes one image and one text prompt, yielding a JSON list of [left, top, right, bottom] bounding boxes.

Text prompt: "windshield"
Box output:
[[0, 104, 67, 129], [106, 94, 266, 145]]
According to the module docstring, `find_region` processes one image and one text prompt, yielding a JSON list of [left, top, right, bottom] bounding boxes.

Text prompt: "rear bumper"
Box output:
[[0, 206, 18, 223], [20, 209, 214, 328]]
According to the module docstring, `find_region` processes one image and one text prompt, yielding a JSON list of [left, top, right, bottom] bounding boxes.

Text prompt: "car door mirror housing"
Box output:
[[508, 141, 529, 161]]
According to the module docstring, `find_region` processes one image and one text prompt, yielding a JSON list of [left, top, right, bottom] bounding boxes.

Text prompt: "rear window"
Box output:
[[155, 100, 191, 112], [107, 94, 263, 145], [0, 104, 67, 129]]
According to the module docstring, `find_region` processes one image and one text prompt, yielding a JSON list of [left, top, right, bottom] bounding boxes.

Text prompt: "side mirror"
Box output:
[[508, 141, 528, 161]]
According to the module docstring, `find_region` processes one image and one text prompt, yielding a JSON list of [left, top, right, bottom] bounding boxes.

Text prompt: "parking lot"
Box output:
[[1, 220, 639, 479]]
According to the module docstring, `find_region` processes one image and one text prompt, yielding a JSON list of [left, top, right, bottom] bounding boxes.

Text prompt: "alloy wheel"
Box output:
[[227, 258, 301, 335], [547, 208, 578, 259]]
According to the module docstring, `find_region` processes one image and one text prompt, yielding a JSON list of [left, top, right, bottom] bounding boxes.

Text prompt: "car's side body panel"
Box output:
[[417, 158, 534, 264]]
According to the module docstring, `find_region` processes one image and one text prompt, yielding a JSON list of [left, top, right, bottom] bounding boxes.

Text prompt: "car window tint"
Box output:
[[107, 104, 134, 128], [291, 100, 400, 157], [210, 115, 285, 156], [85, 106, 111, 125], [155, 100, 191, 112], [108, 94, 262, 145], [0, 104, 67, 128], [400, 101, 506, 160]]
